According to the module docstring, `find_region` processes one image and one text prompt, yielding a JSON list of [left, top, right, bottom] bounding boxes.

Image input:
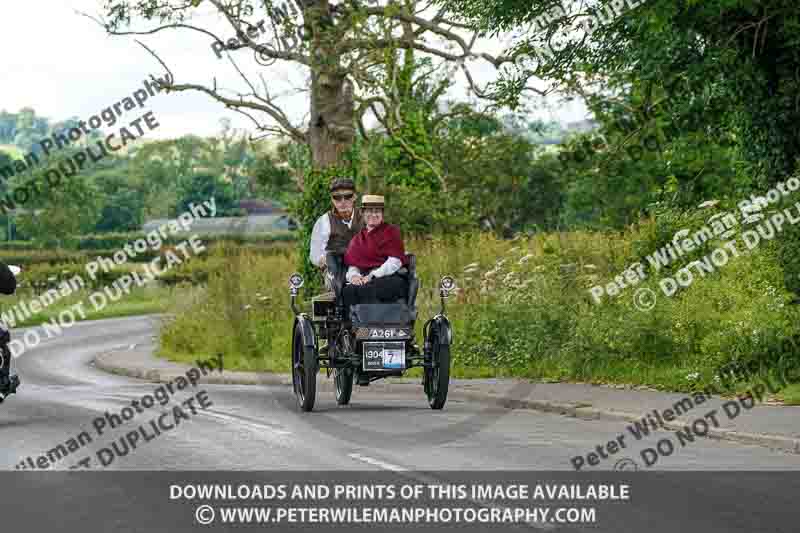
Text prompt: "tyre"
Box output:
[[425, 328, 450, 410], [334, 368, 354, 405], [292, 325, 317, 412]]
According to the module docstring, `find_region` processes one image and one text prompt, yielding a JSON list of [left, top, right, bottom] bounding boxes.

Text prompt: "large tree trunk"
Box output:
[[309, 71, 355, 168], [306, 0, 355, 169]]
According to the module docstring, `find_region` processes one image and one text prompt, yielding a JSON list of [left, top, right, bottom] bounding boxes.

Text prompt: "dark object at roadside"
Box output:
[[0, 263, 16, 295]]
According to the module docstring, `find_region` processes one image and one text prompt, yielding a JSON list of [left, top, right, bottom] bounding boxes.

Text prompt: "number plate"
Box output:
[[363, 342, 406, 371]]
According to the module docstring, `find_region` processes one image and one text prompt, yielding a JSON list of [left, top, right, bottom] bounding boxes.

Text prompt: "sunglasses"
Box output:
[[331, 193, 354, 201]]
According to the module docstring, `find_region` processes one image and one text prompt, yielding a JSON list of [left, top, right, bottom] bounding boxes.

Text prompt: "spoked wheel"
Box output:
[[424, 327, 450, 410], [334, 330, 354, 405], [334, 368, 354, 405], [292, 326, 317, 412]]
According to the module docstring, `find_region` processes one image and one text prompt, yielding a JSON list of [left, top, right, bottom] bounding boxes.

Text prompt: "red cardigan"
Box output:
[[344, 222, 408, 270]]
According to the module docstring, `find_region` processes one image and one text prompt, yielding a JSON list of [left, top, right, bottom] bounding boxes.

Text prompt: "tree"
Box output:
[[441, 0, 800, 187], [434, 107, 561, 233], [176, 173, 239, 216], [96, 0, 533, 171], [94, 0, 537, 290], [252, 152, 295, 203], [12, 154, 102, 246]]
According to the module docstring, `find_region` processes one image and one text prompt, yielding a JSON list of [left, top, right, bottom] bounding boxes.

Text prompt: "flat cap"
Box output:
[[330, 178, 356, 192]]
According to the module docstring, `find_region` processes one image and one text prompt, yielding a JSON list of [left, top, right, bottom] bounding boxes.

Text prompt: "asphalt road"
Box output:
[[0, 315, 798, 532]]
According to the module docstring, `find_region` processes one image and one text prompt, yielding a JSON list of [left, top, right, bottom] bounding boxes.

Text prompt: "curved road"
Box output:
[[0, 315, 797, 532]]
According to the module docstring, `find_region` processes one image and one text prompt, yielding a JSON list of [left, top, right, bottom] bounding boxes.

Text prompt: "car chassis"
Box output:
[[288, 252, 454, 412]]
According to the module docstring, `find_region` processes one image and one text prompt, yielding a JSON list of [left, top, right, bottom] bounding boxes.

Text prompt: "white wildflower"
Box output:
[[698, 200, 719, 209], [685, 371, 700, 381], [503, 271, 518, 283]]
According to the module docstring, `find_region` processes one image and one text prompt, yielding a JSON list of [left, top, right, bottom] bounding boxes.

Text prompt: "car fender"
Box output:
[[293, 315, 317, 350]]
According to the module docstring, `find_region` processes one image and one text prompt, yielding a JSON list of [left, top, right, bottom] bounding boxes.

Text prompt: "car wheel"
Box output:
[[425, 328, 450, 410], [292, 326, 317, 412], [334, 367, 354, 405]]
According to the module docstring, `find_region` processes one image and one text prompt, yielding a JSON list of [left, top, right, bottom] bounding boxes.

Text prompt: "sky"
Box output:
[[0, 0, 589, 142]]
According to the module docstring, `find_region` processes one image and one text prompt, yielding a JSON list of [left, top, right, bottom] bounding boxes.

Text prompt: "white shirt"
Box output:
[[346, 257, 402, 283], [309, 210, 356, 267]]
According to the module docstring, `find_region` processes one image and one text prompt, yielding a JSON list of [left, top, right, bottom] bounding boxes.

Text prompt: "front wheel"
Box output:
[[292, 326, 317, 412], [424, 329, 450, 410]]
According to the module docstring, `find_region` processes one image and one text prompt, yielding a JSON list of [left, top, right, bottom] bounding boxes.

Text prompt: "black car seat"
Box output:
[[328, 251, 418, 313]]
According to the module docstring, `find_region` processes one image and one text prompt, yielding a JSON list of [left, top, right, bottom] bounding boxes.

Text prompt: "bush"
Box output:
[[157, 225, 800, 392]]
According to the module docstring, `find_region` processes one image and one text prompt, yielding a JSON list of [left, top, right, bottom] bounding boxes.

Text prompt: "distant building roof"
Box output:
[[143, 214, 295, 235], [238, 198, 287, 215]]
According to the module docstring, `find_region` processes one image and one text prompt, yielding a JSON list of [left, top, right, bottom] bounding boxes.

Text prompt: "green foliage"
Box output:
[[290, 166, 346, 292], [435, 108, 563, 234], [382, 184, 477, 235], [175, 173, 239, 217], [12, 155, 103, 245], [253, 153, 296, 205]]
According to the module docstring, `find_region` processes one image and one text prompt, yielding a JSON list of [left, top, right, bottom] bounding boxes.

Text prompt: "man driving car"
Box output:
[[309, 178, 363, 290]]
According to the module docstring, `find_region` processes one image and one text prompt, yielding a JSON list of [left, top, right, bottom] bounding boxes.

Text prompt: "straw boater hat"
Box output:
[[360, 195, 385, 209]]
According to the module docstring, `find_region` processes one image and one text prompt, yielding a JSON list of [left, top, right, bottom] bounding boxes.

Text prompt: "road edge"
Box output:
[[93, 348, 800, 457]]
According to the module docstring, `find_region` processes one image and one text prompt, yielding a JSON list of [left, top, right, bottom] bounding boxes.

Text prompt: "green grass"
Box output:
[[779, 384, 800, 405], [155, 229, 800, 398], [7, 284, 190, 328]]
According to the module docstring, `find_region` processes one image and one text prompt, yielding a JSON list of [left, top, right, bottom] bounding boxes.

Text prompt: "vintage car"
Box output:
[[288, 252, 454, 412]]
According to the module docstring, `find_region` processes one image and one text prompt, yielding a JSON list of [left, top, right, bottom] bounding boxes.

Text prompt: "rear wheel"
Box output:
[[424, 328, 450, 410], [334, 368, 354, 405], [334, 329, 354, 405], [292, 326, 317, 412]]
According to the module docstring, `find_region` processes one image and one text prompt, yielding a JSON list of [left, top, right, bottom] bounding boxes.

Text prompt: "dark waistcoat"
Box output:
[[326, 208, 363, 255]]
